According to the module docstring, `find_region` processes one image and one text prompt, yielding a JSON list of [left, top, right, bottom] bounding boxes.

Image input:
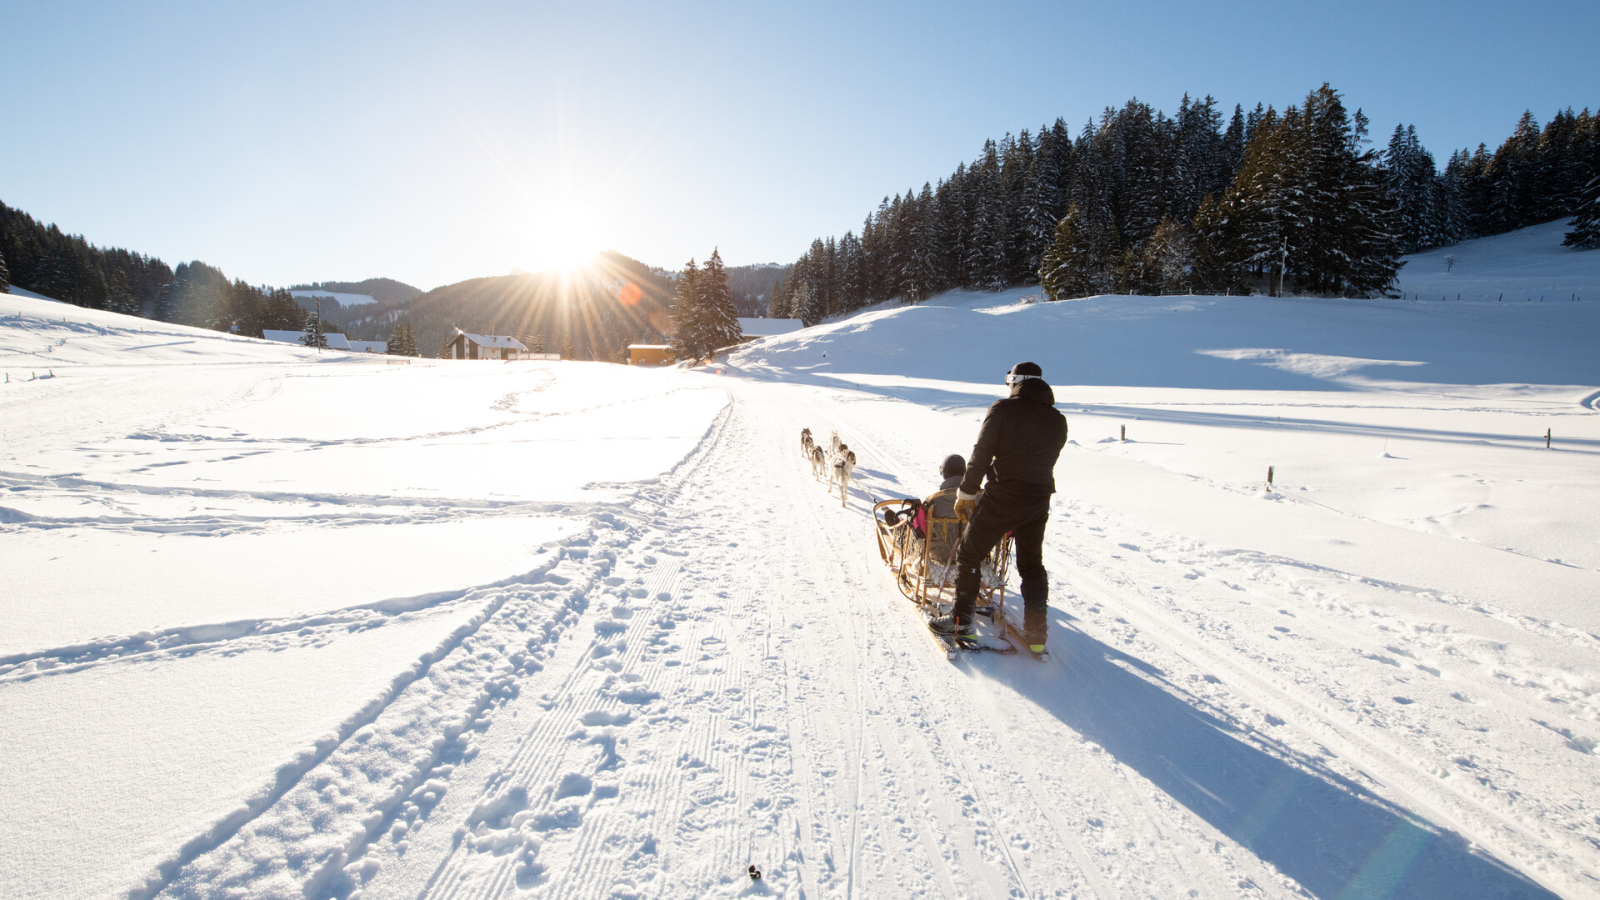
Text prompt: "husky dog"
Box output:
[[829, 445, 856, 506], [828, 430, 844, 459], [800, 427, 815, 460], [810, 445, 828, 480]]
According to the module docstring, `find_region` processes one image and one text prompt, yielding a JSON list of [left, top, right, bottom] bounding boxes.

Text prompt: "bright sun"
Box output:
[[531, 195, 606, 275]]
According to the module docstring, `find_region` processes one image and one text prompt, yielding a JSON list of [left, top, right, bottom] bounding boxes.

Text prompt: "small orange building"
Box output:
[[628, 344, 675, 366]]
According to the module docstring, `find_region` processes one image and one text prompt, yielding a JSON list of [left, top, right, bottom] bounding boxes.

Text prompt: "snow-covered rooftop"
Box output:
[[459, 332, 526, 350]]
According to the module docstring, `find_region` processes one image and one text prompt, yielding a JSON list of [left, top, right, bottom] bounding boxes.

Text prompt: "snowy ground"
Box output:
[[3, 223, 1598, 900]]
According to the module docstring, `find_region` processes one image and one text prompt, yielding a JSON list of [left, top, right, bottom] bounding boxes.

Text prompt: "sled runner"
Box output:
[[873, 490, 1030, 657]]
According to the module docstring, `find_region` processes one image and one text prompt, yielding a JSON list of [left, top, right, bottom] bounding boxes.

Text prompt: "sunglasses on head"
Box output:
[[1005, 373, 1041, 385]]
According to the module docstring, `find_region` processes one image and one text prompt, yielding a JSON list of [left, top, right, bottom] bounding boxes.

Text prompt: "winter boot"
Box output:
[[1023, 606, 1048, 654], [929, 614, 975, 641]]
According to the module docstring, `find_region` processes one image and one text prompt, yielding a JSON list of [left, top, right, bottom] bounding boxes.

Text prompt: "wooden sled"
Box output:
[[873, 490, 1027, 653]]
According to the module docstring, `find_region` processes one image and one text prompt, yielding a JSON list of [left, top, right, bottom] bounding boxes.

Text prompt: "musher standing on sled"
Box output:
[[930, 361, 1067, 653]]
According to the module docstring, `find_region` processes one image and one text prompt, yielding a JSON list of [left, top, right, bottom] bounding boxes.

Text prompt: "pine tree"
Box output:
[[669, 259, 704, 362], [388, 322, 420, 356], [766, 272, 788, 318], [527, 331, 545, 354], [560, 333, 576, 360], [301, 306, 327, 348], [793, 280, 822, 327], [1134, 216, 1196, 294], [1039, 203, 1116, 300], [0, 244, 9, 293], [697, 249, 744, 352], [1565, 169, 1600, 249]]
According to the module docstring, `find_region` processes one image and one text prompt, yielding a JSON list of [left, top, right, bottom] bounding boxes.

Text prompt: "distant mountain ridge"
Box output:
[[372, 251, 678, 360], [287, 278, 422, 306]]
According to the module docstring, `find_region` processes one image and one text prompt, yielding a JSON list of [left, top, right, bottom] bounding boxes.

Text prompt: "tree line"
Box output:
[[769, 84, 1599, 321], [0, 201, 425, 354]]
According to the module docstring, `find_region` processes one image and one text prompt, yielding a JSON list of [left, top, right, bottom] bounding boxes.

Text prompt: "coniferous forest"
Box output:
[[768, 83, 1600, 320], [0, 202, 310, 335]]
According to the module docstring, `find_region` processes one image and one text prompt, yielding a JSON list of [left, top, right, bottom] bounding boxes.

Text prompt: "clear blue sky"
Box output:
[[3, 0, 1596, 291]]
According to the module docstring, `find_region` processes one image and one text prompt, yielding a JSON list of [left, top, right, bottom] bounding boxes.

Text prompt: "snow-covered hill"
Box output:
[[1394, 218, 1599, 303], [2, 224, 1598, 900], [291, 290, 378, 307]]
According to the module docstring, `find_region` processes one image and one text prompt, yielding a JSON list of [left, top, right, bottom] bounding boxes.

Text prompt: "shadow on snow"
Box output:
[[975, 616, 1559, 900]]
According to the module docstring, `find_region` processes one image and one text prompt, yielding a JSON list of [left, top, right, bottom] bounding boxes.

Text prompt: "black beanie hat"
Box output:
[[940, 454, 966, 478], [1008, 361, 1043, 379]]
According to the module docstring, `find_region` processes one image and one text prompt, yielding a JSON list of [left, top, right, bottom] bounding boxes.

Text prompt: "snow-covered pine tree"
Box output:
[[527, 331, 544, 354], [560, 333, 576, 360], [1039, 203, 1116, 300], [301, 306, 327, 348], [1437, 151, 1471, 244], [1220, 105, 1247, 190], [1135, 216, 1195, 294], [1297, 87, 1399, 295], [998, 131, 1035, 286], [107, 270, 139, 316], [1564, 169, 1600, 249], [819, 237, 838, 315], [698, 249, 743, 353], [837, 232, 864, 311], [793, 280, 822, 327], [858, 213, 882, 302], [913, 182, 945, 299], [965, 141, 1003, 290], [1382, 123, 1448, 254], [669, 258, 704, 361], [1022, 125, 1067, 276], [1191, 193, 1247, 293], [388, 322, 419, 356]]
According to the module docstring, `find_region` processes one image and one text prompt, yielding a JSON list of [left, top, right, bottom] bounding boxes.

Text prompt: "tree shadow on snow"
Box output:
[[980, 615, 1560, 900]]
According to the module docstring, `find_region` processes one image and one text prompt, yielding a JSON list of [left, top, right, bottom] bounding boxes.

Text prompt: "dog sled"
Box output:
[[872, 490, 1026, 655]]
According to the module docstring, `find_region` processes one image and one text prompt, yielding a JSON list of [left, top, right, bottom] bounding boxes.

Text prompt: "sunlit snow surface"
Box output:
[[2, 221, 1599, 900]]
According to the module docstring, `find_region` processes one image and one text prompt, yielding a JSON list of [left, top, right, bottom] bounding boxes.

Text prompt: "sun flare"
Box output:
[[530, 192, 607, 276]]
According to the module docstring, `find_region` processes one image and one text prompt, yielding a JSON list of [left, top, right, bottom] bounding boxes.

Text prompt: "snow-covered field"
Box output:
[[3, 224, 1598, 900]]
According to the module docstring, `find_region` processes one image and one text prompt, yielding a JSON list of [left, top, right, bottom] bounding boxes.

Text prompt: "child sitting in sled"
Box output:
[[881, 454, 1003, 592]]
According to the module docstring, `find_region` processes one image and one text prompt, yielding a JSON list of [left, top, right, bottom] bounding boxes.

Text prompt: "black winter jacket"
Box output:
[[958, 378, 1067, 497]]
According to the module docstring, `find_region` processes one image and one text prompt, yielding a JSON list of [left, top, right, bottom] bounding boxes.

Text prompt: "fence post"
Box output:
[[1547, 428, 1551, 450], [1267, 465, 1275, 490], [1120, 424, 1126, 442]]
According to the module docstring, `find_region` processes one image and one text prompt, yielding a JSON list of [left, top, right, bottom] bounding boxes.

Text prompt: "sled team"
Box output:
[[805, 361, 1066, 655], [800, 427, 855, 507]]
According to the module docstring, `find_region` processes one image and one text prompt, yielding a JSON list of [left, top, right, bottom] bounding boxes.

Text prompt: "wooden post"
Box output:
[[1546, 428, 1551, 450], [1120, 424, 1126, 441], [1267, 466, 1275, 490]]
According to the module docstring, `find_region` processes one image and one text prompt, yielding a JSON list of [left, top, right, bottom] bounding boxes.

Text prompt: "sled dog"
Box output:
[[829, 446, 856, 506], [810, 445, 828, 480], [828, 431, 844, 460], [800, 427, 815, 460]]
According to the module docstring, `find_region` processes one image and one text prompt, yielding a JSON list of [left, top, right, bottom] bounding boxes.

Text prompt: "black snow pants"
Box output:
[[951, 485, 1051, 640]]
